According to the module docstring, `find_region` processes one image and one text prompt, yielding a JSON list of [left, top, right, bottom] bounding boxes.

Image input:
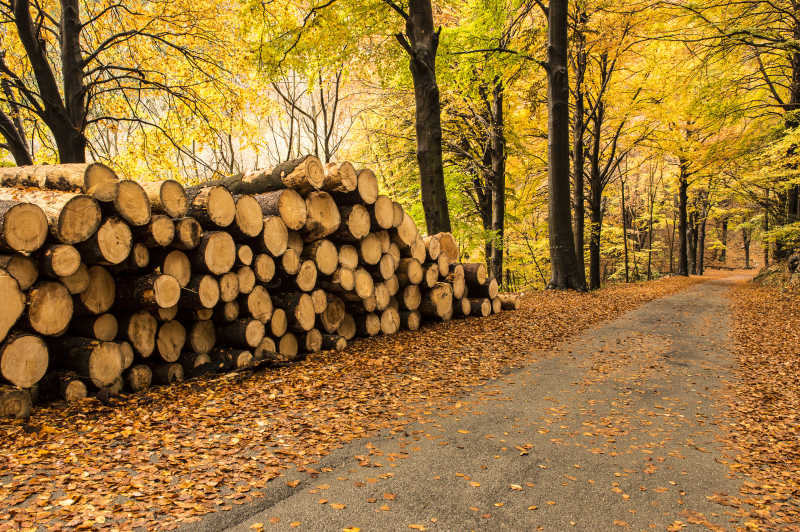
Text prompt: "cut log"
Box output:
[[355, 312, 380, 336], [374, 282, 391, 311], [278, 332, 299, 360], [391, 201, 404, 228], [237, 265, 256, 295], [304, 191, 341, 241], [301, 328, 323, 353], [468, 298, 492, 317], [239, 285, 273, 323], [270, 308, 288, 337], [0, 162, 119, 201], [423, 235, 441, 261], [388, 242, 401, 265], [376, 230, 391, 253], [239, 155, 325, 194], [77, 216, 132, 265], [180, 351, 213, 374], [219, 319, 265, 348], [370, 195, 394, 230], [218, 271, 240, 303], [319, 266, 355, 293], [212, 348, 253, 370], [125, 364, 152, 393], [253, 253, 275, 283], [153, 249, 191, 288], [116, 273, 181, 310], [0, 332, 48, 388], [133, 214, 174, 248], [420, 282, 453, 320], [400, 310, 421, 331], [319, 295, 345, 333], [337, 313, 356, 340], [253, 336, 276, 362], [0, 200, 47, 253], [120, 311, 158, 357], [109, 180, 151, 227], [446, 264, 466, 299], [0, 189, 102, 245], [330, 204, 370, 241], [185, 185, 236, 228], [156, 305, 178, 322], [409, 236, 426, 263], [273, 292, 315, 332], [331, 167, 379, 205], [54, 337, 122, 388], [151, 363, 183, 385], [0, 270, 25, 342], [119, 341, 134, 369], [491, 297, 502, 314], [423, 263, 439, 289], [41, 371, 87, 402], [0, 254, 38, 290], [188, 320, 216, 354], [323, 161, 357, 193], [302, 239, 338, 275], [311, 288, 328, 314], [259, 215, 289, 257], [354, 267, 375, 299], [291, 259, 318, 292], [287, 230, 304, 254], [281, 248, 301, 275], [372, 253, 396, 281], [397, 258, 423, 285], [359, 233, 382, 265], [172, 217, 203, 250], [454, 297, 471, 318], [60, 262, 89, 294], [182, 274, 220, 309], [471, 277, 499, 299], [215, 301, 240, 322], [401, 284, 422, 310], [437, 253, 451, 278], [192, 231, 236, 275], [231, 194, 264, 238], [70, 313, 118, 341], [396, 212, 419, 247], [155, 320, 186, 363], [321, 334, 347, 351], [123, 242, 150, 270], [462, 262, 488, 286], [388, 296, 400, 312], [140, 179, 188, 218], [385, 274, 399, 296], [27, 281, 73, 336], [237, 244, 253, 266], [252, 189, 307, 230], [380, 307, 400, 335], [434, 232, 459, 261], [497, 293, 520, 310], [338, 244, 359, 269], [0, 385, 31, 418], [356, 295, 377, 313]]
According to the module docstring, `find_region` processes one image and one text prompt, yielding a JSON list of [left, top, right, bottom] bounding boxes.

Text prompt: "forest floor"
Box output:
[[2, 272, 796, 531]]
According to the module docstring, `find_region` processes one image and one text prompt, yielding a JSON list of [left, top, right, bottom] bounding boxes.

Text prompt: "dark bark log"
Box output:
[[77, 216, 132, 266], [69, 312, 117, 341], [0, 254, 38, 289], [151, 363, 184, 385], [184, 185, 236, 228], [218, 318, 265, 348], [321, 334, 346, 351], [52, 337, 122, 388], [0, 200, 47, 253], [140, 180, 188, 218], [252, 189, 307, 230], [237, 156, 325, 194]]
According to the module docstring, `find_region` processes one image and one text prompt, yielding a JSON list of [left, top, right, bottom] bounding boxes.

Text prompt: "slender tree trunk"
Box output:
[[489, 81, 505, 281], [399, 0, 450, 234], [545, 0, 583, 290], [588, 183, 603, 289], [720, 218, 728, 262], [646, 191, 655, 280], [571, 22, 587, 288], [763, 190, 770, 267], [621, 177, 629, 283], [677, 163, 689, 276], [742, 228, 751, 269], [698, 215, 707, 275], [688, 212, 698, 275]]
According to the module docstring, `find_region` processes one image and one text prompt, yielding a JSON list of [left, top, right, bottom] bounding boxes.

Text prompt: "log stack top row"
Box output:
[[0, 156, 518, 419]]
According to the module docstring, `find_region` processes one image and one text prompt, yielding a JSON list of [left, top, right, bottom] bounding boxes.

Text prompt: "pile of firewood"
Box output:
[[0, 156, 519, 418]]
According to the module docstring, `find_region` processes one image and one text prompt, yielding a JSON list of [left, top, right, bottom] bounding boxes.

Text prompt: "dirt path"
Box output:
[[191, 276, 746, 531]]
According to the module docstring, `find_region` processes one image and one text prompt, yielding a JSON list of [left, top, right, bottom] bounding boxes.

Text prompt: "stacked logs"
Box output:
[[0, 157, 519, 418]]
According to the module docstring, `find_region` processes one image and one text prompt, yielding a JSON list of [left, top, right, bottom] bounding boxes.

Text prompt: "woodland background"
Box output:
[[2, 0, 793, 289]]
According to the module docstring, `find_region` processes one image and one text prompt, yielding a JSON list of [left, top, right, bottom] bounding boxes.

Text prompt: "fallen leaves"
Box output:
[[330, 503, 346, 510]]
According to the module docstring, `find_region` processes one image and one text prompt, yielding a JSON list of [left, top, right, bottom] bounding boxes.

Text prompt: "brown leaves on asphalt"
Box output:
[[0, 276, 698, 530], [726, 283, 800, 529]]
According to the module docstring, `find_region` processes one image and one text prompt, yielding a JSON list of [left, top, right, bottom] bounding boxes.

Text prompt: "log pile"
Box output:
[[0, 157, 519, 418]]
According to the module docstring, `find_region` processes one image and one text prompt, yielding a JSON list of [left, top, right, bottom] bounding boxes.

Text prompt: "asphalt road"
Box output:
[[188, 277, 745, 531]]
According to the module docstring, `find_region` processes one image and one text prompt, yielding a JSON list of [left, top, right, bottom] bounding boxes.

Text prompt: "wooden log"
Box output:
[[336, 313, 355, 340], [0, 270, 25, 342], [0, 332, 48, 388], [453, 297, 471, 318], [354, 267, 375, 299], [437, 253, 451, 278], [253, 253, 275, 283], [155, 320, 186, 363], [192, 231, 236, 275], [238, 155, 325, 194], [423, 263, 439, 289], [27, 281, 73, 336], [401, 284, 421, 310], [446, 263, 466, 299], [151, 362, 183, 385], [355, 312, 380, 336], [270, 308, 288, 337], [388, 295, 400, 312], [330, 167, 379, 205], [359, 233, 382, 265], [0, 189, 102, 244], [423, 235, 441, 261], [0, 385, 31, 418], [0, 254, 38, 290], [172, 217, 203, 250], [188, 320, 216, 354], [182, 274, 220, 309], [471, 277, 499, 299], [119, 340, 134, 369], [133, 214, 174, 248], [319, 295, 345, 333], [301, 328, 323, 353], [218, 271, 240, 303], [321, 334, 346, 351], [77, 216, 132, 265], [140, 179, 188, 218], [273, 292, 315, 332], [462, 262, 488, 286], [212, 348, 253, 370], [371, 253, 396, 281], [287, 230, 304, 254], [491, 297, 502, 314], [60, 262, 89, 294], [387, 242, 401, 265], [259, 215, 289, 257], [497, 293, 520, 310], [152, 249, 191, 288], [179, 352, 214, 375], [230, 194, 264, 239], [215, 300, 240, 322], [304, 191, 341, 241], [116, 273, 181, 310], [40, 371, 86, 402], [180, 307, 214, 322], [380, 307, 400, 335], [121, 242, 149, 270], [396, 212, 419, 248], [391, 201, 404, 228], [311, 288, 328, 314], [420, 282, 453, 320], [219, 318, 265, 348], [397, 258, 423, 285], [239, 285, 273, 323], [0, 162, 119, 201], [434, 232, 459, 261], [322, 161, 358, 193], [237, 244, 254, 266], [319, 266, 355, 294], [370, 195, 394, 230], [125, 364, 152, 393], [75, 266, 113, 315], [385, 274, 399, 296], [280, 248, 301, 275], [354, 295, 377, 313], [302, 239, 338, 275], [376, 230, 391, 253], [0, 200, 47, 253], [252, 189, 307, 231], [70, 313, 118, 341], [119, 311, 158, 357], [185, 185, 236, 228], [253, 336, 277, 362], [468, 298, 492, 317], [284, 259, 317, 293], [330, 204, 370, 242], [237, 265, 256, 295], [54, 337, 122, 388], [409, 236, 426, 263], [108, 180, 151, 227], [400, 310, 421, 331], [277, 332, 299, 360], [339, 244, 359, 269]]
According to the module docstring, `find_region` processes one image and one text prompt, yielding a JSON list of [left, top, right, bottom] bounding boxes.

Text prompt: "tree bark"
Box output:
[[677, 162, 689, 276]]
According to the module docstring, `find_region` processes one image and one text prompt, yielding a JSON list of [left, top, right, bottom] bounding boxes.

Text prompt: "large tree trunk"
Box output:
[[546, 0, 583, 290], [677, 162, 689, 276]]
